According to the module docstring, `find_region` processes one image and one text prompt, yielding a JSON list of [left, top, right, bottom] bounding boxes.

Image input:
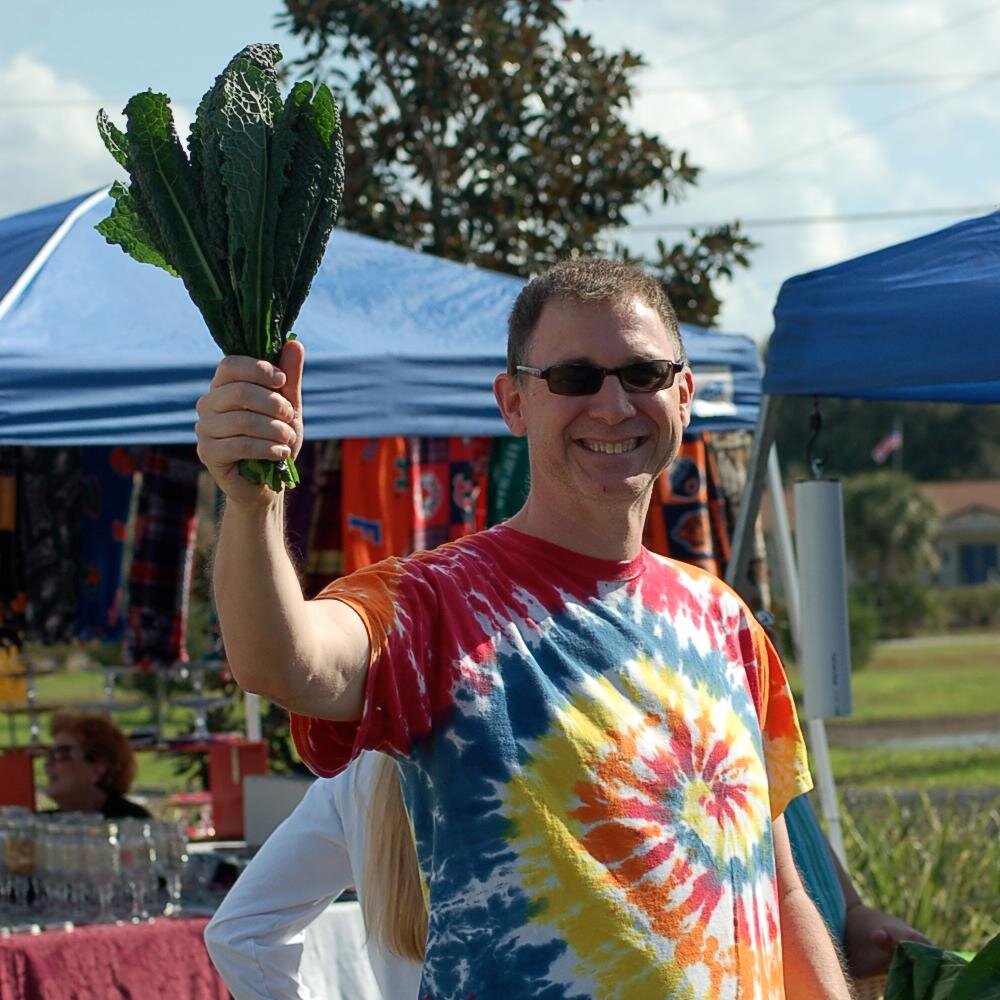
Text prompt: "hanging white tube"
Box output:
[[245, 692, 262, 742], [794, 479, 853, 719]]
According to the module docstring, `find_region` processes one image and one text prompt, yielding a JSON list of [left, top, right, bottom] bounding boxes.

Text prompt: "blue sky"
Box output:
[[3, 0, 998, 341]]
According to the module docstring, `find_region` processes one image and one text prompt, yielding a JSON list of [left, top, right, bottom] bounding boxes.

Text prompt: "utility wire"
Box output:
[[653, 0, 848, 66], [626, 203, 999, 233], [707, 69, 1000, 191], [640, 72, 1000, 93], [660, 1, 1000, 137]]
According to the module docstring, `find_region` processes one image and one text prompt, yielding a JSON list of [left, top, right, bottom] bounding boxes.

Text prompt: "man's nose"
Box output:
[[586, 372, 636, 422]]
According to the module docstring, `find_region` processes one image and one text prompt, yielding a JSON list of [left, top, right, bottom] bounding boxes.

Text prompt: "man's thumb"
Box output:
[[278, 339, 305, 413]]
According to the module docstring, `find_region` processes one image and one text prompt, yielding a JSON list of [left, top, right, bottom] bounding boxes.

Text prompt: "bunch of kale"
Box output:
[[96, 43, 345, 490]]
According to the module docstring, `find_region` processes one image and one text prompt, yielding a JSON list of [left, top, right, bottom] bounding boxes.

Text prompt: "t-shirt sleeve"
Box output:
[[290, 556, 440, 778], [749, 619, 813, 819]]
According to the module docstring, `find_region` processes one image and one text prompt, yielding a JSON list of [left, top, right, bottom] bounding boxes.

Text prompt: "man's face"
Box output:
[[495, 295, 693, 512]]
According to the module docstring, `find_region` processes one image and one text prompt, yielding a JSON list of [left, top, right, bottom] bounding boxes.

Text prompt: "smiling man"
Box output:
[[197, 257, 849, 999]]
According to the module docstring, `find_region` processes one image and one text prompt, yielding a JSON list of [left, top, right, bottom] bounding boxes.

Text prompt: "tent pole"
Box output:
[[245, 692, 262, 743], [766, 445, 846, 865], [725, 394, 781, 592]]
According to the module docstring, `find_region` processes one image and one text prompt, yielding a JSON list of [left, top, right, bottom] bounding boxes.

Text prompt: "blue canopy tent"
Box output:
[[0, 190, 762, 445], [726, 209, 1000, 861]]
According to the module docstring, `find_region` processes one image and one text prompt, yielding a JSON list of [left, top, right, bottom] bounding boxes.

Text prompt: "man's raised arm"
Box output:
[[195, 341, 370, 721]]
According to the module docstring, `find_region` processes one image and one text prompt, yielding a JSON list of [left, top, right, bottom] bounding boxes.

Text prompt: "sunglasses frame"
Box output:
[[515, 359, 686, 396]]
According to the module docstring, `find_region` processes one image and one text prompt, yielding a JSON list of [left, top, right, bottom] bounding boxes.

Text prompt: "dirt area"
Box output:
[[825, 713, 1000, 748]]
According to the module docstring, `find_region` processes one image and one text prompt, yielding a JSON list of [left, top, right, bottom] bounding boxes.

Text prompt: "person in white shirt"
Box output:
[[204, 751, 425, 999]]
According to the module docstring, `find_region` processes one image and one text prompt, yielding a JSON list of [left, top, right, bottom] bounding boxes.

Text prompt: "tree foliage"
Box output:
[[775, 397, 1000, 482], [842, 470, 940, 582], [278, 0, 755, 325]]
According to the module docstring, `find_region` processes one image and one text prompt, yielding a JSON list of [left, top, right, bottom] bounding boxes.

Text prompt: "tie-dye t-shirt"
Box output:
[[291, 524, 811, 1000]]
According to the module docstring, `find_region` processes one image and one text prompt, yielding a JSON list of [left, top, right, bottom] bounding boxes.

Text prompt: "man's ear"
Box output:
[[494, 372, 527, 436], [677, 367, 695, 428]]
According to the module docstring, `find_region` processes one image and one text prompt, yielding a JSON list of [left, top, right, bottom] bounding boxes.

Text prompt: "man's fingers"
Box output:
[[199, 409, 298, 445], [199, 435, 292, 465], [210, 355, 286, 391], [198, 381, 296, 423]]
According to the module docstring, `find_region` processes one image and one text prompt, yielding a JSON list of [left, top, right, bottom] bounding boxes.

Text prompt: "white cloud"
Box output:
[[0, 54, 116, 217], [0, 53, 192, 220], [568, 0, 1000, 339]]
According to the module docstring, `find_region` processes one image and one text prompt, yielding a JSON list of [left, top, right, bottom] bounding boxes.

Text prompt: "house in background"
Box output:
[[921, 481, 1000, 586]]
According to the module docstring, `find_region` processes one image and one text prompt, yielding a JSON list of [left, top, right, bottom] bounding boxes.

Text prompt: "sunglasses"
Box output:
[[515, 359, 685, 396]]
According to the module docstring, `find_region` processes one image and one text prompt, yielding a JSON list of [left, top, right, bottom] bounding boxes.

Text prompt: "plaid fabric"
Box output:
[[76, 446, 138, 641], [123, 447, 200, 666], [410, 437, 491, 550], [303, 440, 343, 597], [20, 447, 82, 644]]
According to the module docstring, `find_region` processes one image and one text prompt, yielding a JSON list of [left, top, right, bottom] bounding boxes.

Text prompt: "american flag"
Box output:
[[872, 426, 903, 465]]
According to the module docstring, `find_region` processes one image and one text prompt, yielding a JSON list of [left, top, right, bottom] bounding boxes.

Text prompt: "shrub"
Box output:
[[841, 791, 1000, 953], [930, 584, 1000, 630], [853, 578, 934, 638]]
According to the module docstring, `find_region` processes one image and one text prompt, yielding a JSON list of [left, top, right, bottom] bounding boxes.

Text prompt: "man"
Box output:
[[196, 258, 851, 998]]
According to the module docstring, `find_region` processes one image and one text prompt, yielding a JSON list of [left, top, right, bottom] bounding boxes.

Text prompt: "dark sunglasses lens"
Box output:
[[619, 362, 673, 392], [546, 365, 603, 395]]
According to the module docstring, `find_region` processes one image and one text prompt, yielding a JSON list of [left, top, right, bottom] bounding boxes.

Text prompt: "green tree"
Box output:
[[842, 470, 939, 581], [278, 0, 755, 325], [775, 397, 1000, 482]]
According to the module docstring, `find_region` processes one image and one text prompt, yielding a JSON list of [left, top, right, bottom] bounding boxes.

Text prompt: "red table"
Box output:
[[0, 917, 230, 999]]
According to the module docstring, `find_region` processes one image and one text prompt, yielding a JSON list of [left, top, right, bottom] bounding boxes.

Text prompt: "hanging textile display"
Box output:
[[487, 436, 530, 526], [19, 447, 82, 645], [301, 440, 343, 597], [75, 446, 138, 641], [284, 439, 321, 572], [0, 447, 24, 657], [644, 435, 730, 577], [409, 437, 491, 550], [123, 447, 201, 666], [341, 438, 411, 574]]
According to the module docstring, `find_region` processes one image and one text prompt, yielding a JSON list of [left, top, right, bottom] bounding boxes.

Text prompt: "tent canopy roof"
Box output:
[[1, 190, 761, 444], [763, 210, 1000, 403]]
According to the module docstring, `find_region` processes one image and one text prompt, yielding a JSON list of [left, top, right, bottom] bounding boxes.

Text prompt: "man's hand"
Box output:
[[195, 340, 304, 505], [843, 902, 930, 979]]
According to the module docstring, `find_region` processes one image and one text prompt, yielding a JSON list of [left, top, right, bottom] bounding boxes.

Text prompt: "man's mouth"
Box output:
[[578, 437, 642, 455]]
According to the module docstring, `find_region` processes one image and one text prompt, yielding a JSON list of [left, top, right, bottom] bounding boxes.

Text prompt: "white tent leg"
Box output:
[[726, 394, 781, 592], [806, 718, 846, 866], [245, 692, 262, 742], [729, 401, 846, 862]]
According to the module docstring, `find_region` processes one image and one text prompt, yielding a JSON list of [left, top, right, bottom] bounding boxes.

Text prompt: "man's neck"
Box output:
[[506, 491, 650, 561]]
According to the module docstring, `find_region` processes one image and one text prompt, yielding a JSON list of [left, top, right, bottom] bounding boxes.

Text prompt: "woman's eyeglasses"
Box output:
[[45, 745, 87, 763], [515, 359, 685, 396]]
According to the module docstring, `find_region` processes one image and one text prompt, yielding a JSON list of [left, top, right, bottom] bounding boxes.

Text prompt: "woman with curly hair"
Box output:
[[43, 710, 150, 818]]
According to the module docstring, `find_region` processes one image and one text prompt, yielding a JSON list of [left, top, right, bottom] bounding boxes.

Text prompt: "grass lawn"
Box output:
[[784, 631, 1000, 790], [787, 631, 1000, 723]]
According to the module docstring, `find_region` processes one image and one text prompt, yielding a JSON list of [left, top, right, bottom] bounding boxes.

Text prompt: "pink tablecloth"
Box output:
[[0, 917, 230, 999]]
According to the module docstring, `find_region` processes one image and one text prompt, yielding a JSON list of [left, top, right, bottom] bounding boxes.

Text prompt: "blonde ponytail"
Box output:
[[359, 753, 428, 963]]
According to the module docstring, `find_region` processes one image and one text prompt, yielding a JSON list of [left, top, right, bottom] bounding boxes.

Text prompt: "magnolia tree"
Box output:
[[278, 0, 755, 325]]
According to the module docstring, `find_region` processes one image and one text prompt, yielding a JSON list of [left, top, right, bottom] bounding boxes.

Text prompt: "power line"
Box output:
[[661, 0, 848, 66], [640, 72, 1000, 94], [662, 1, 1000, 138], [626, 203, 999, 233], [707, 69, 1000, 192]]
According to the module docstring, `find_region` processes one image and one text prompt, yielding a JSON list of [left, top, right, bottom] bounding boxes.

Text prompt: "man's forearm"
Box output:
[[780, 884, 853, 999], [213, 494, 316, 703]]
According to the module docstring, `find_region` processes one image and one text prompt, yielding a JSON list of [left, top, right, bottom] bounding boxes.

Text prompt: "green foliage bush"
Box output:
[[853, 578, 936, 638], [930, 584, 1000, 630], [841, 791, 1000, 954], [846, 586, 880, 670]]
